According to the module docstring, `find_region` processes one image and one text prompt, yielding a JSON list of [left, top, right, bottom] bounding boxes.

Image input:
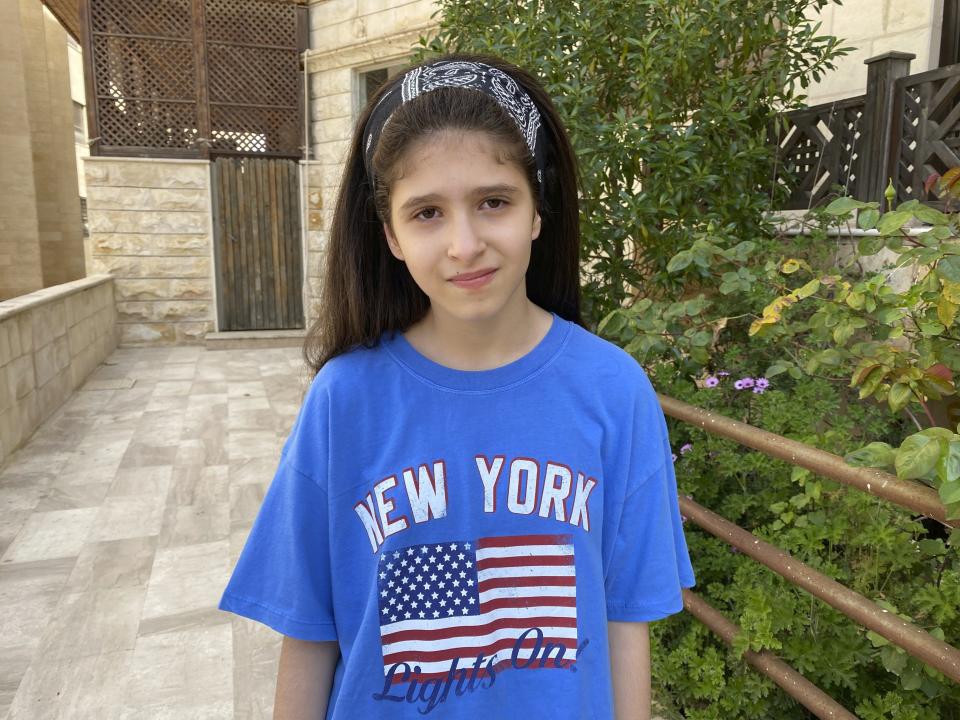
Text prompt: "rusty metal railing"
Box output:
[[658, 394, 960, 719]]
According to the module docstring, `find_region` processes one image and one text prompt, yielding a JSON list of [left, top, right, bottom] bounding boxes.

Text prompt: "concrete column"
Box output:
[[0, 0, 43, 299]]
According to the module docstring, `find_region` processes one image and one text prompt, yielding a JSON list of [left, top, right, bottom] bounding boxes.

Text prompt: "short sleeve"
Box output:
[[604, 378, 695, 622], [217, 453, 337, 641]]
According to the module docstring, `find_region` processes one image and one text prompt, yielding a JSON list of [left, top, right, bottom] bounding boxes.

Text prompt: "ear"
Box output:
[[531, 210, 542, 241], [384, 222, 404, 261]]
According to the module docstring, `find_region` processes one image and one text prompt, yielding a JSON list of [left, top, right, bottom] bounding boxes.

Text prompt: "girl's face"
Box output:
[[383, 129, 541, 327]]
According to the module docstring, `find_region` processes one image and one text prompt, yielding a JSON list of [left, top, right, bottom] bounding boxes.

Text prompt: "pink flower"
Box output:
[[753, 386, 765, 394], [680, 443, 693, 455], [671, 453, 678, 462], [718, 371, 730, 376], [704, 376, 719, 388], [740, 377, 755, 388], [734, 380, 746, 390], [756, 377, 769, 389]]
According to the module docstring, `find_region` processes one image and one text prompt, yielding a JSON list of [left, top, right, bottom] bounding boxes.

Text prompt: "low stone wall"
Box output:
[[85, 157, 214, 345], [0, 275, 118, 467]]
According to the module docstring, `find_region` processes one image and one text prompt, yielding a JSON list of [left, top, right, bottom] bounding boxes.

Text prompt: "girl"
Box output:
[[219, 52, 695, 720]]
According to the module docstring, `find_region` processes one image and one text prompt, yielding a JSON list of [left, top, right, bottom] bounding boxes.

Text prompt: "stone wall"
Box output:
[[0, 275, 118, 468], [802, 0, 939, 105], [303, 0, 439, 323], [85, 158, 215, 346]]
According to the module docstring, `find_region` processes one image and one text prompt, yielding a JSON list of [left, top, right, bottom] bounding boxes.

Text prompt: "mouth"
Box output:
[[450, 268, 497, 282], [449, 268, 497, 288]]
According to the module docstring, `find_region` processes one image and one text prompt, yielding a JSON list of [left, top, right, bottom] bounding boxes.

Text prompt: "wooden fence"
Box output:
[[773, 52, 960, 211]]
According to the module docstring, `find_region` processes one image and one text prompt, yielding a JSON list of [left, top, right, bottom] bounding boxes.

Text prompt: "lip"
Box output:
[[449, 268, 497, 289]]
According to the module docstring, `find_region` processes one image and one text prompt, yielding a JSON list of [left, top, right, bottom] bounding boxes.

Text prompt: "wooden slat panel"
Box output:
[[291, 161, 304, 323], [211, 156, 303, 330], [269, 160, 283, 326]]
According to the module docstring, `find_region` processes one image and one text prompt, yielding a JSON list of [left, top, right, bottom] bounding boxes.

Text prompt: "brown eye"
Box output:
[[484, 198, 507, 210], [415, 208, 438, 220]]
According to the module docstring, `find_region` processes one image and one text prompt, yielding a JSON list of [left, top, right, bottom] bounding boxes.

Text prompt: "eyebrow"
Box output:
[[398, 183, 521, 212]]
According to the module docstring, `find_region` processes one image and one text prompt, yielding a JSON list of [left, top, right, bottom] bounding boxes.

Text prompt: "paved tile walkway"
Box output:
[[0, 344, 311, 719]]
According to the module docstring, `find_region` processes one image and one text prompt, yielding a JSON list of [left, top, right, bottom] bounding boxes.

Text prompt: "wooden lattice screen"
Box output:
[[772, 96, 866, 210], [889, 64, 960, 209], [80, 0, 306, 159]]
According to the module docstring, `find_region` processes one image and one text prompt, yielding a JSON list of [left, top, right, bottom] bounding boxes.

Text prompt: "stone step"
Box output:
[[204, 328, 307, 350]]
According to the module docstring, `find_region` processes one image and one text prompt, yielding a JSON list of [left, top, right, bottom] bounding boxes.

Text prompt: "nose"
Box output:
[[446, 211, 485, 261]]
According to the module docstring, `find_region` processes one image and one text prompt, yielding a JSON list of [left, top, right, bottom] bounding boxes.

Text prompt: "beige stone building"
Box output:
[[803, 0, 958, 105]]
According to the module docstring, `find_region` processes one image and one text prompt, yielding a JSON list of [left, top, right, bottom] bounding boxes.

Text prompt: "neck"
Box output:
[[404, 301, 553, 371]]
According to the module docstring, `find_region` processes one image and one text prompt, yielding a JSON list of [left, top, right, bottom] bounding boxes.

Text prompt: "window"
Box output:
[[79, 197, 88, 237], [357, 64, 406, 115]]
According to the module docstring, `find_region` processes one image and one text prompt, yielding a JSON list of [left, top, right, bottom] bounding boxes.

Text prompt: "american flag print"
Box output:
[[377, 533, 578, 683]]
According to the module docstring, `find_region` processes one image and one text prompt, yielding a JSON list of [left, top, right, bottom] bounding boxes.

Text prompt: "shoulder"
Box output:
[[307, 335, 398, 394], [561, 320, 656, 400]]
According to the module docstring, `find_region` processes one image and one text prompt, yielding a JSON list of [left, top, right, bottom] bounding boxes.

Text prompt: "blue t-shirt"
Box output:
[[218, 311, 695, 719]]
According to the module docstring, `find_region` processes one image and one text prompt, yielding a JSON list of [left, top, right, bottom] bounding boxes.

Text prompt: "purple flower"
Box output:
[[671, 453, 678, 462], [681, 515, 688, 524], [734, 380, 746, 390], [753, 386, 765, 394], [718, 371, 730, 376], [680, 443, 693, 455], [704, 376, 720, 388], [740, 377, 756, 388], [756, 377, 769, 389]]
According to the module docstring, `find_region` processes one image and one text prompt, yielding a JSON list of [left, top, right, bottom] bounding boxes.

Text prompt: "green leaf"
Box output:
[[667, 250, 693, 273], [918, 539, 947, 557], [765, 363, 787, 378], [913, 204, 950, 225], [824, 196, 866, 215], [795, 279, 820, 299], [895, 433, 944, 480], [940, 480, 960, 505], [857, 234, 884, 254], [938, 255, 960, 283], [901, 663, 922, 691], [845, 442, 895, 469], [880, 646, 908, 676], [887, 382, 913, 412], [937, 440, 960, 483], [877, 210, 913, 235], [857, 207, 881, 231]]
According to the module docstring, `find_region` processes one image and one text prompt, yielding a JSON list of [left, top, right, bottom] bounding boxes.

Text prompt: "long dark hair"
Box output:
[[303, 52, 585, 380]]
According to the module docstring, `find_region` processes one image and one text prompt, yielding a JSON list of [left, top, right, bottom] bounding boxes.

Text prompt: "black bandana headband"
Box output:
[[362, 60, 548, 206]]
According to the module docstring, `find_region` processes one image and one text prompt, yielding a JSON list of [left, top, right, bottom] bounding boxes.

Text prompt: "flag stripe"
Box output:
[[475, 544, 574, 559], [477, 534, 572, 548], [477, 554, 575, 570], [477, 575, 576, 592], [477, 565, 576, 580], [481, 596, 577, 612], [383, 614, 577, 642], [384, 626, 577, 654], [479, 585, 577, 602], [382, 604, 576, 634]]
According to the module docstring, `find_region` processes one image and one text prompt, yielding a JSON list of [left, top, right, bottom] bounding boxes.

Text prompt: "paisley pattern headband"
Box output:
[[362, 60, 548, 206]]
